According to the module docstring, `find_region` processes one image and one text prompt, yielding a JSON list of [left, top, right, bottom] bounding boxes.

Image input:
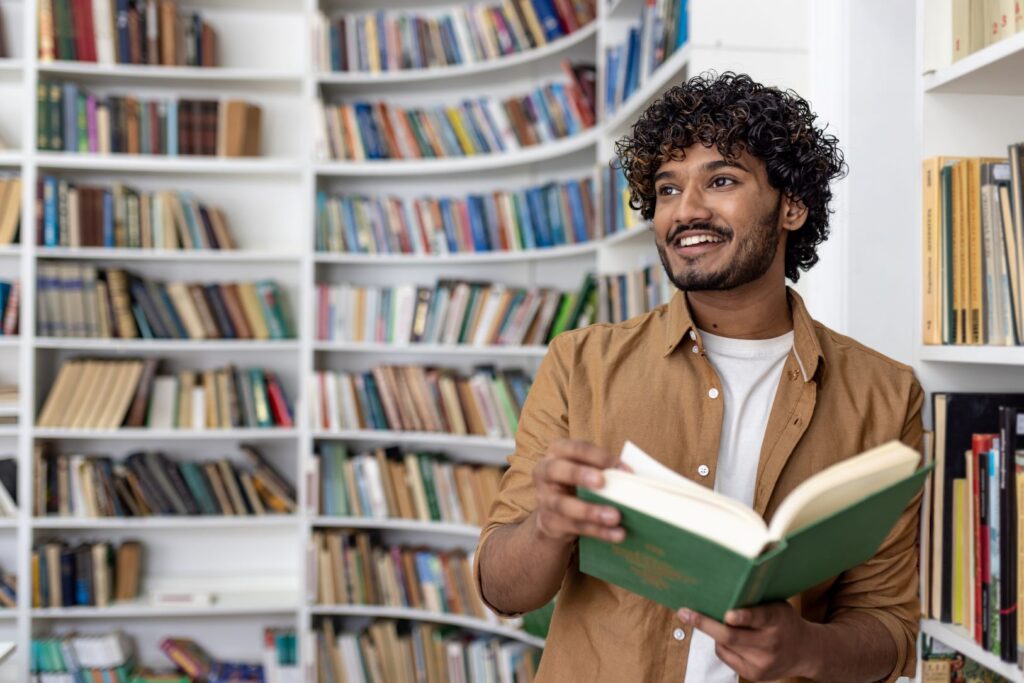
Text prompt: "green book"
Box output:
[[578, 440, 932, 622], [417, 453, 442, 521], [546, 293, 578, 342]]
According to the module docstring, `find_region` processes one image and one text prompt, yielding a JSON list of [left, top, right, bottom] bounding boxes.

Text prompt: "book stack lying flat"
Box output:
[[312, 444, 501, 526], [314, 618, 539, 683], [37, 359, 294, 430], [313, 0, 597, 72], [37, 265, 291, 340], [314, 176, 597, 255], [38, 83, 261, 157], [35, 443, 295, 518], [316, 275, 596, 346], [38, 176, 236, 249], [0, 175, 20, 246], [32, 539, 142, 608], [160, 637, 265, 683], [38, 0, 218, 66], [310, 365, 530, 438]]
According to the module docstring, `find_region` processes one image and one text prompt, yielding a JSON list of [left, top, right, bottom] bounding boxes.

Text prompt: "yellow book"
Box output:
[[1018, 471, 1024, 651], [445, 108, 477, 155], [518, 0, 548, 46], [952, 478, 967, 625], [237, 283, 271, 340], [964, 450, 975, 636], [365, 13, 381, 73], [923, 158, 943, 345]]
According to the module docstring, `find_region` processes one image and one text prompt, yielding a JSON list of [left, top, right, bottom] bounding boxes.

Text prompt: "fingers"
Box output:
[[677, 609, 754, 650], [713, 643, 757, 681], [534, 455, 606, 491], [724, 604, 778, 630]]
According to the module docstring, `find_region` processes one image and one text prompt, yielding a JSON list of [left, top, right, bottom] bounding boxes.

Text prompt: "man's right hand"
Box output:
[[530, 439, 626, 545]]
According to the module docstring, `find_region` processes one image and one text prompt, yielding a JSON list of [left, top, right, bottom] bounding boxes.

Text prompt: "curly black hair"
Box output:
[[614, 72, 847, 282]]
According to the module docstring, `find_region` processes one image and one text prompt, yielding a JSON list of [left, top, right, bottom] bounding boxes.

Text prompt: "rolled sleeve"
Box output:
[[827, 378, 925, 681], [474, 332, 575, 617]]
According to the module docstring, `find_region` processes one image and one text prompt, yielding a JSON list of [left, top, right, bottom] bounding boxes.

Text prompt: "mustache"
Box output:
[[666, 222, 733, 244]]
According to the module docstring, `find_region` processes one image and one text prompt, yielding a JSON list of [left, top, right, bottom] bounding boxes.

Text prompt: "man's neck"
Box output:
[[686, 280, 793, 340]]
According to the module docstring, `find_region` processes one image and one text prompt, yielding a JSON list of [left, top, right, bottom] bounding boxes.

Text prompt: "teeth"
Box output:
[[676, 234, 725, 248]]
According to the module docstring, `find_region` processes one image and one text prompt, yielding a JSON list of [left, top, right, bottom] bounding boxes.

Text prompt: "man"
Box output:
[[475, 72, 923, 683]]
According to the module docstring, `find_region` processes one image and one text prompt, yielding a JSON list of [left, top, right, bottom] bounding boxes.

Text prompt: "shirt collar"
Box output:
[[662, 286, 824, 382]]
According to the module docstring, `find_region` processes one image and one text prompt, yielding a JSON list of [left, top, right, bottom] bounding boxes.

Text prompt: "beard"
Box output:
[[657, 201, 782, 292]]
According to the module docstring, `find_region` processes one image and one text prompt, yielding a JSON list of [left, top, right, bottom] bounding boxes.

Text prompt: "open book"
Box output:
[[578, 440, 931, 620]]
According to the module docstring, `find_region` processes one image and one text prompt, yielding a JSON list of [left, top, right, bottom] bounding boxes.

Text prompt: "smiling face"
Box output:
[[652, 144, 790, 292]]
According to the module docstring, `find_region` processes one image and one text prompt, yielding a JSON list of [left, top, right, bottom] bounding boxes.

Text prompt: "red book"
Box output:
[[264, 371, 293, 427], [80, 0, 97, 61]]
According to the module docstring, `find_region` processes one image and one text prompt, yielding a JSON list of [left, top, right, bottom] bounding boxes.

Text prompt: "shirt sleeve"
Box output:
[[826, 376, 925, 682], [473, 332, 575, 617]]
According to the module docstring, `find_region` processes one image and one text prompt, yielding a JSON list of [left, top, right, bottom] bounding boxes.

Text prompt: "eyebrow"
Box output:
[[654, 159, 751, 182]]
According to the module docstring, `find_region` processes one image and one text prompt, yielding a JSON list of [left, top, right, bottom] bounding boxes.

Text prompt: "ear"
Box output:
[[780, 194, 809, 232]]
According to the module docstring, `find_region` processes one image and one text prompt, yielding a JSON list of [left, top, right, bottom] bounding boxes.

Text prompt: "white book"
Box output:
[[401, 200, 425, 254], [147, 376, 179, 429], [326, 372, 342, 431], [311, 97, 330, 161], [93, 0, 116, 64], [191, 386, 206, 429], [68, 454, 85, 517], [425, 284, 451, 344], [392, 284, 417, 345], [81, 265, 98, 338], [338, 373, 361, 431], [338, 635, 367, 683], [441, 464, 464, 524], [451, 9, 478, 63], [356, 454, 388, 518], [923, 0, 954, 73], [472, 285, 506, 346], [309, 374, 323, 430], [442, 283, 471, 344], [364, 287, 379, 343]]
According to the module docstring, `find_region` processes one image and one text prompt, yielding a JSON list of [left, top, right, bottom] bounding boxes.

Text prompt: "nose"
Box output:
[[669, 185, 713, 232]]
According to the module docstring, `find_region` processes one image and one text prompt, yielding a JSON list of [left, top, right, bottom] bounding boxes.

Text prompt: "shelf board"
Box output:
[[313, 341, 548, 358], [0, 520, 17, 529], [313, 430, 515, 451], [0, 152, 22, 166], [317, 22, 597, 85], [0, 59, 23, 74], [36, 338, 300, 353], [35, 152, 303, 175], [0, 336, 18, 346], [34, 427, 299, 441], [919, 344, 1024, 366], [920, 620, 1023, 682], [38, 61, 303, 89], [33, 515, 299, 530], [310, 517, 481, 539], [0, 406, 18, 418], [604, 44, 691, 133], [923, 31, 1024, 95], [310, 605, 543, 648], [37, 247, 301, 263], [0, 427, 18, 438], [32, 593, 299, 619], [0, 247, 20, 258], [314, 127, 599, 177]]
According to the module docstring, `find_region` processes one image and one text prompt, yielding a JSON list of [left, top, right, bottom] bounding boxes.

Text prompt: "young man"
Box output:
[[475, 73, 924, 683]]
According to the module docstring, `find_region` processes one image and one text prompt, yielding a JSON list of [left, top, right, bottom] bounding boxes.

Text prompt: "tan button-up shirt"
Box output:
[[476, 287, 924, 683]]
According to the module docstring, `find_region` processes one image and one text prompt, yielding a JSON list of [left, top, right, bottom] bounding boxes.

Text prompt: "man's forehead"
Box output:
[[654, 144, 760, 176]]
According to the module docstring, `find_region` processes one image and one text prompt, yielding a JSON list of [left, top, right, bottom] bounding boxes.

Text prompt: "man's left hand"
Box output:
[[677, 602, 821, 681]]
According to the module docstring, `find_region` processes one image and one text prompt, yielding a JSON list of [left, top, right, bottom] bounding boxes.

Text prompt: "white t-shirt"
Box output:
[[683, 328, 794, 683]]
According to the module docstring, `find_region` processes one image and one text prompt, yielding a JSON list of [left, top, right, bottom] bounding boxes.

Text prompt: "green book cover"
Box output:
[[491, 374, 520, 434], [546, 293, 578, 341], [941, 164, 955, 345], [578, 442, 932, 622], [417, 453, 442, 521], [329, 444, 351, 517]]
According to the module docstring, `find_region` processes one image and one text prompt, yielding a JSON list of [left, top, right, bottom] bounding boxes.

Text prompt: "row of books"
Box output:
[[0, 175, 21, 245], [0, 563, 15, 608], [921, 148, 1024, 346], [925, 0, 1024, 72], [315, 619, 538, 683], [32, 632, 133, 683], [37, 359, 295, 430], [38, 83, 262, 157], [925, 393, 1024, 666], [604, 0, 688, 116], [35, 444, 296, 518], [37, 264, 292, 340], [32, 538, 142, 608], [314, 0, 595, 73], [312, 444, 501, 527], [314, 176, 598, 255], [314, 276, 596, 347], [38, 0, 217, 67], [601, 162, 645, 238], [39, 176, 236, 250], [315, 64, 595, 161], [599, 262, 673, 325], [310, 366, 530, 439], [0, 280, 20, 336], [310, 530, 488, 620], [921, 634, 1011, 681]]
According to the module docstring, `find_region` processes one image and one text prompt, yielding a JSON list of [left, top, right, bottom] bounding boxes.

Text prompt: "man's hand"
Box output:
[[531, 438, 625, 545], [678, 603, 822, 682]]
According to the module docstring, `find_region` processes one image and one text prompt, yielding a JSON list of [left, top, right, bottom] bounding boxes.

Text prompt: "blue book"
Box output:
[[476, 98, 506, 153], [526, 188, 552, 248], [43, 176, 59, 247], [437, 198, 460, 252], [550, 84, 579, 135], [62, 84, 78, 153], [116, 0, 131, 64], [361, 373, 387, 429], [566, 180, 589, 243], [329, 24, 342, 71], [606, 45, 621, 113], [166, 100, 178, 156], [59, 548, 74, 607], [466, 196, 490, 251], [375, 11, 388, 71], [441, 17, 461, 63], [676, 0, 690, 49], [624, 28, 641, 101], [132, 302, 154, 338], [353, 103, 381, 159], [527, 90, 555, 141], [38, 551, 48, 608], [530, 0, 565, 41], [514, 191, 537, 250], [180, 195, 205, 248], [340, 198, 363, 253], [102, 190, 114, 246], [156, 286, 189, 338], [320, 450, 335, 514], [482, 195, 503, 250], [459, 102, 490, 153], [353, 458, 373, 517], [544, 184, 566, 245]]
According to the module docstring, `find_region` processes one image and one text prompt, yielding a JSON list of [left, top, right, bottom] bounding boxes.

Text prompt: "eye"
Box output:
[[711, 176, 736, 188], [656, 185, 680, 196]]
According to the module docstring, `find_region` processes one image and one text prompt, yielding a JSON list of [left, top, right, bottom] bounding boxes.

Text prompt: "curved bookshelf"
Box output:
[[604, 44, 691, 133], [37, 247, 301, 264], [36, 338, 301, 353], [33, 427, 300, 441], [310, 605, 544, 648], [312, 430, 515, 451], [313, 341, 548, 359], [32, 516, 300, 530], [32, 594, 298, 619], [311, 517, 481, 539], [38, 61, 304, 89], [317, 21, 598, 85], [313, 127, 600, 177], [35, 152, 303, 175]]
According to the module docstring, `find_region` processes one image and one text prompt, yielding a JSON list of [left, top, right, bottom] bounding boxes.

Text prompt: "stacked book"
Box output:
[[922, 147, 1024, 346], [160, 637, 268, 682], [312, 444, 501, 527], [37, 83, 262, 156], [314, 0, 596, 72], [34, 444, 296, 518], [315, 62, 595, 161], [315, 176, 597, 255], [604, 0, 689, 116], [0, 280, 19, 336], [38, 176, 236, 249], [315, 619, 539, 683], [598, 262, 673, 325], [32, 632, 134, 682], [315, 275, 597, 347], [38, 0, 217, 66], [310, 531, 485, 617], [602, 162, 646, 236], [37, 359, 295, 430], [32, 539, 142, 608], [310, 365, 530, 439], [37, 265, 291, 340], [0, 175, 20, 245]]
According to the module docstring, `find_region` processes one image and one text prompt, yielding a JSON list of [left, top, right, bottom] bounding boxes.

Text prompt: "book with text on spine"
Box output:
[[578, 440, 931, 621]]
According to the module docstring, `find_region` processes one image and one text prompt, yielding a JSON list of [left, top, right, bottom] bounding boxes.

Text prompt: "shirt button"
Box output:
[[698, 465, 710, 477], [691, 345, 699, 354], [708, 388, 719, 399], [673, 628, 686, 641], [689, 330, 696, 340]]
